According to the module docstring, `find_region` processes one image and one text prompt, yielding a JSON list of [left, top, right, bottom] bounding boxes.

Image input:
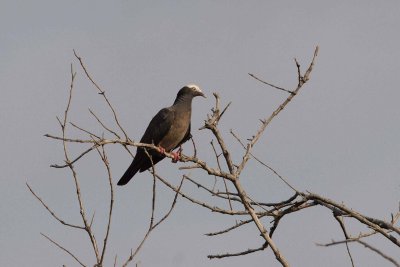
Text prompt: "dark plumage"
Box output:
[[117, 84, 205, 186]]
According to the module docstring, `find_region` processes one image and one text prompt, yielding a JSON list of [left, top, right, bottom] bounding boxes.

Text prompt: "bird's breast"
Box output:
[[158, 111, 191, 151]]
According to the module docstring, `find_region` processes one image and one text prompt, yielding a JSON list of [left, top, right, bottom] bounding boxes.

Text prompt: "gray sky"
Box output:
[[1, 1, 399, 266]]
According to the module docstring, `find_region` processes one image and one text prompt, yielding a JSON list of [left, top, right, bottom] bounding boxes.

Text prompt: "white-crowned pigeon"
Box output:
[[117, 84, 205, 186]]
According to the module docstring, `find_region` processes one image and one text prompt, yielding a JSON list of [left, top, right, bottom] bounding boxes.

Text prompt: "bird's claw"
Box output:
[[158, 146, 166, 154], [171, 151, 180, 163]]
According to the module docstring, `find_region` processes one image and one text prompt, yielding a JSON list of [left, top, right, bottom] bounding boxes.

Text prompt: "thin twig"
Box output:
[[41, 233, 86, 267], [206, 217, 265, 237], [155, 173, 253, 216], [200, 93, 236, 174], [26, 183, 84, 230], [50, 145, 97, 168], [70, 122, 101, 139], [230, 129, 299, 193], [248, 73, 294, 94], [233, 178, 289, 266], [89, 108, 121, 139], [208, 243, 267, 259], [210, 140, 233, 211], [152, 175, 185, 228], [308, 192, 400, 247], [122, 173, 185, 267], [190, 136, 197, 158], [94, 144, 115, 265], [61, 63, 100, 262], [122, 153, 155, 267], [73, 50, 129, 140], [236, 46, 320, 177], [334, 215, 355, 267], [357, 240, 400, 267]]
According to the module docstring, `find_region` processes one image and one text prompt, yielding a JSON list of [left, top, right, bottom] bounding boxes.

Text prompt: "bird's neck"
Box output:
[[173, 95, 193, 107]]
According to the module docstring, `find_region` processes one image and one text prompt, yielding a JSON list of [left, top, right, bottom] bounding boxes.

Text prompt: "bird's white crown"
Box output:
[[186, 84, 202, 93]]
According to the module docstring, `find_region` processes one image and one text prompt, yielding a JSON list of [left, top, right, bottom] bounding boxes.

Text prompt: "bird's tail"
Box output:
[[117, 161, 140, 186]]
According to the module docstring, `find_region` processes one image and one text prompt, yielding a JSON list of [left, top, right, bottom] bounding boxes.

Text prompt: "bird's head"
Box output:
[[178, 84, 206, 98]]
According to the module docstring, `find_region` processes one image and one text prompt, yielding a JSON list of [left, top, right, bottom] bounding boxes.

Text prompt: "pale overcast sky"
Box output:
[[1, 1, 399, 267]]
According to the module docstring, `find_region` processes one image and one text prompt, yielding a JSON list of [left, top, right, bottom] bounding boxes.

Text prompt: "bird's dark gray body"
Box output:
[[117, 84, 205, 186]]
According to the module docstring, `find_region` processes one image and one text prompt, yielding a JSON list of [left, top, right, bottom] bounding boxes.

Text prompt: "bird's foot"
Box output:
[[171, 151, 180, 163], [158, 146, 166, 154]]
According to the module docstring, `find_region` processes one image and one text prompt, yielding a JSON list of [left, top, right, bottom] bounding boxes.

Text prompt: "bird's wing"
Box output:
[[117, 107, 174, 186], [140, 107, 175, 146], [176, 123, 192, 149]]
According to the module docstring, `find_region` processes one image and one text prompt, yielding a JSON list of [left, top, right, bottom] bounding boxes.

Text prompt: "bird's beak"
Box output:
[[197, 91, 206, 98]]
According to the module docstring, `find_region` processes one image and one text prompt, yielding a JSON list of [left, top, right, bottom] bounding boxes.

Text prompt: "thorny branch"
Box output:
[[73, 50, 129, 140], [41, 233, 86, 267], [59, 64, 101, 263], [94, 144, 114, 266], [30, 53, 183, 267], [30, 46, 400, 267], [334, 214, 355, 267]]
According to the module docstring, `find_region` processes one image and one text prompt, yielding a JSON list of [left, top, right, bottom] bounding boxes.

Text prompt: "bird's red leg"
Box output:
[[171, 152, 180, 163], [158, 146, 166, 154], [158, 146, 180, 162], [171, 145, 182, 163]]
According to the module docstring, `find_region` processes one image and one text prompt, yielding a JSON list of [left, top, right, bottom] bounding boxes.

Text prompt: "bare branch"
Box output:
[[317, 237, 400, 267], [121, 149, 156, 267], [70, 122, 101, 139], [357, 240, 400, 267], [232, 178, 289, 266], [308, 192, 400, 247], [41, 233, 86, 267], [236, 46, 320, 177], [26, 183, 84, 230], [155, 173, 252, 216], [94, 144, 115, 265], [208, 243, 267, 259], [230, 129, 299, 193], [248, 73, 294, 94], [334, 215, 355, 267], [122, 150, 183, 267], [39, 46, 399, 267], [50, 145, 97, 168], [73, 50, 129, 140], [152, 175, 185, 228], [190, 136, 197, 158], [89, 108, 121, 139], [200, 93, 236, 174], [60, 63, 100, 262]]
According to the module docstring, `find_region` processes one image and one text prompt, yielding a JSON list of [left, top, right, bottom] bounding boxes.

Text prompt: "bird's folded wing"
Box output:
[[140, 107, 175, 146]]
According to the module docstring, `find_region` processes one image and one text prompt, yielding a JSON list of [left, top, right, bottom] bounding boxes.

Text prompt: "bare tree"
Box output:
[[28, 46, 400, 267]]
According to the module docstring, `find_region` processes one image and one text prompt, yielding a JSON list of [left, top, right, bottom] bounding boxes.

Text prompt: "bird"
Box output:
[[117, 84, 205, 186]]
